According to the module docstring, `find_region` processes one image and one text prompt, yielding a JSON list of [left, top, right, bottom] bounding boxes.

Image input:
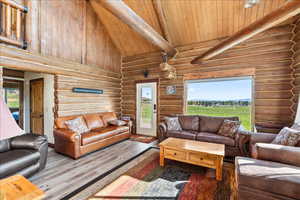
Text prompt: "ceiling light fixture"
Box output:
[[244, 0, 260, 8]]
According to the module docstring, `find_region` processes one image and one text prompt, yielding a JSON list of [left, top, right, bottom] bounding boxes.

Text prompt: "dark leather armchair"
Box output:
[[0, 133, 48, 179]]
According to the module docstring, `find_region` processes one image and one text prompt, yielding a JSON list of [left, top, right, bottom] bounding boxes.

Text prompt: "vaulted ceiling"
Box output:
[[92, 0, 288, 57]]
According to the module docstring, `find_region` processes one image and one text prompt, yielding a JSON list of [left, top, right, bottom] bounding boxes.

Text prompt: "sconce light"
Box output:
[[143, 69, 149, 78]]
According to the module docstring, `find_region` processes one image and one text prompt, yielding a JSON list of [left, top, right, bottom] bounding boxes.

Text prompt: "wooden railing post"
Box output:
[[0, 0, 27, 49], [6, 4, 11, 36]]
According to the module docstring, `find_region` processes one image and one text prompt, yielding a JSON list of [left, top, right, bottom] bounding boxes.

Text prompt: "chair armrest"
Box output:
[[53, 129, 80, 142], [252, 143, 300, 167], [10, 133, 48, 150], [158, 122, 167, 141], [235, 129, 252, 156], [250, 132, 277, 144]]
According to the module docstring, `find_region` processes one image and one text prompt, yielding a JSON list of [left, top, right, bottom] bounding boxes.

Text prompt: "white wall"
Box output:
[[24, 72, 55, 143]]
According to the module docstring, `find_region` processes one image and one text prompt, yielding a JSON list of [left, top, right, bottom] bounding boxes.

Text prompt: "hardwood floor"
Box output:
[[29, 140, 151, 200]]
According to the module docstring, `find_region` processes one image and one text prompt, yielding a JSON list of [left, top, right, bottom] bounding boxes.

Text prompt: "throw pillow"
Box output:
[[164, 117, 182, 131], [291, 123, 300, 131], [65, 117, 90, 134], [271, 127, 300, 146], [109, 119, 127, 126], [217, 120, 241, 138]]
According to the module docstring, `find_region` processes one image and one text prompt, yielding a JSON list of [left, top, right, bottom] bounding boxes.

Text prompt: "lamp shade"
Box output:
[[0, 98, 24, 140]]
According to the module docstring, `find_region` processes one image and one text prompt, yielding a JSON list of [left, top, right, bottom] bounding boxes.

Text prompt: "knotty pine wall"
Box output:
[[122, 25, 294, 133], [25, 0, 121, 73]]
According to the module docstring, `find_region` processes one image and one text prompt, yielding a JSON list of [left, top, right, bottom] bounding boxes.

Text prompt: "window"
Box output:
[[185, 77, 253, 130]]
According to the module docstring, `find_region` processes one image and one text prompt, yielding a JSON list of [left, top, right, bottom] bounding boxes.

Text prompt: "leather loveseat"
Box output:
[[54, 112, 131, 159], [0, 133, 48, 179], [235, 132, 300, 200], [159, 115, 249, 157]]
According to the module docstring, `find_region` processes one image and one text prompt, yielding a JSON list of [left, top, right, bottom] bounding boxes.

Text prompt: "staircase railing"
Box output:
[[0, 0, 27, 49]]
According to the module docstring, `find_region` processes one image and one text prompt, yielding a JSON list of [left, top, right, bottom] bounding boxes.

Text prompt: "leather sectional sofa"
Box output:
[[0, 133, 48, 179], [54, 112, 131, 159], [235, 132, 300, 200], [159, 115, 249, 157]]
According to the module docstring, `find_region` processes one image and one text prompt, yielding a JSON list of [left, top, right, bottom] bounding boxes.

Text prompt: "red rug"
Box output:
[[130, 134, 156, 144], [90, 149, 236, 200]]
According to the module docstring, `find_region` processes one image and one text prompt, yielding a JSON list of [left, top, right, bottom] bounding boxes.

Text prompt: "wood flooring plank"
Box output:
[[29, 140, 151, 200]]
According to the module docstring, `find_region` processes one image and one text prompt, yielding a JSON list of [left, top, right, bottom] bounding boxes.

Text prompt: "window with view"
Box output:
[[185, 77, 253, 130]]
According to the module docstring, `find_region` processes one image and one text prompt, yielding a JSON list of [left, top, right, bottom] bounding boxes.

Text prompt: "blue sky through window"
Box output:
[[187, 78, 252, 101]]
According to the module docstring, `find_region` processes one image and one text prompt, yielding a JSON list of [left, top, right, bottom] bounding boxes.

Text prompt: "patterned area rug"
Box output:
[[130, 134, 157, 144], [88, 149, 236, 200]]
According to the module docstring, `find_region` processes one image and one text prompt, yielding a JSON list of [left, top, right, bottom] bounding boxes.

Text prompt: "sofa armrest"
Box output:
[[125, 120, 133, 134], [53, 129, 80, 142], [158, 122, 167, 141], [10, 133, 48, 151], [252, 143, 300, 167]]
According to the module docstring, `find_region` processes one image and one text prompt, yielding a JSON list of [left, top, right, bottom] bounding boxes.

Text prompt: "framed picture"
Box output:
[[166, 85, 176, 95]]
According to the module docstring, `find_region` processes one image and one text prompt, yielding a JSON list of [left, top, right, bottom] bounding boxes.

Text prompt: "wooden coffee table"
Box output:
[[159, 137, 225, 181], [0, 175, 45, 200]]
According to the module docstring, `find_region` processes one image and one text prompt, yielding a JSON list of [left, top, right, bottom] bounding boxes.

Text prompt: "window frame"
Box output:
[[184, 76, 255, 130]]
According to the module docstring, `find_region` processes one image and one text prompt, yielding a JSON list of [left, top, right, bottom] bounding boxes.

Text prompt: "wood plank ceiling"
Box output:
[[92, 0, 288, 57]]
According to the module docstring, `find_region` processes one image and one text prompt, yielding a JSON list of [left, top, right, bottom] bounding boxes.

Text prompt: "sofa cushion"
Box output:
[[100, 112, 118, 127], [236, 157, 300, 199], [196, 132, 235, 146], [178, 116, 199, 131], [81, 126, 129, 145], [0, 149, 40, 178], [84, 114, 105, 130], [199, 116, 239, 133], [166, 130, 196, 140]]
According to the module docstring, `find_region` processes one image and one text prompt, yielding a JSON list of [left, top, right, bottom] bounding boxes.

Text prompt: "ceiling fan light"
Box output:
[[244, 0, 259, 8]]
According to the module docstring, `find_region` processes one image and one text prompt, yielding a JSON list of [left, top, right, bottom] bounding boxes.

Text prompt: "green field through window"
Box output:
[[187, 105, 251, 130], [186, 77, 252, 130]]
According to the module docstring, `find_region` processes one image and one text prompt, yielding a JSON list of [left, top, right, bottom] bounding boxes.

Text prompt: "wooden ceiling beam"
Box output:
[[90, 0, 177, 57], [191, 0, 300, 64]]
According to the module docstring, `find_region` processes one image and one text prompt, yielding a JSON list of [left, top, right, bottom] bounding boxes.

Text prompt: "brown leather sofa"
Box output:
[[54, 112, 131, 159], [235, 132, 300, 200], [158, 115, 249, 157]]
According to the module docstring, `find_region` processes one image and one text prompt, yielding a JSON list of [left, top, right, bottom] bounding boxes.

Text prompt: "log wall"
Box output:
[[54, 75, 121, 117], [122, 25, 294, 133]]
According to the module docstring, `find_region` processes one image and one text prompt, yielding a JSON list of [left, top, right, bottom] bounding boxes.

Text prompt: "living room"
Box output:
[[0, 0, 300, 199]]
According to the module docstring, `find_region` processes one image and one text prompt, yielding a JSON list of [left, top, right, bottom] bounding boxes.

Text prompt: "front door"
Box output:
[[136, 82, 157, 136], [30, 78, 44, 135]]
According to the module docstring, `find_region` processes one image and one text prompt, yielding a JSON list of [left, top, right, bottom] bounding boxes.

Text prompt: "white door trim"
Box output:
[[136, 82, 157, 136]]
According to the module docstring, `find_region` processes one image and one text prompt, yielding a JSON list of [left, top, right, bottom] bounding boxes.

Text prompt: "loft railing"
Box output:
[[0, 0, 27, 49]]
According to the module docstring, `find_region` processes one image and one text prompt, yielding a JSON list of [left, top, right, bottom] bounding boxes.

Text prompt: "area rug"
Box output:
[[130, 134, 157, 144], [88, 149, 236, 200]]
